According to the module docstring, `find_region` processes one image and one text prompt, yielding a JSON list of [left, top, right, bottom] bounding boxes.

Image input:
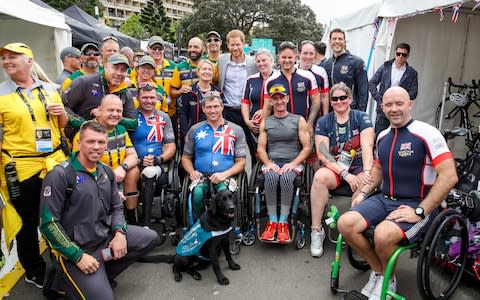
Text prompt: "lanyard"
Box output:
[[334, 111, 352, 151], [189, 63, 194, 85], [107, 127, 121, 167], [99, 73, 109, 95], [16, 87, 50, 123]]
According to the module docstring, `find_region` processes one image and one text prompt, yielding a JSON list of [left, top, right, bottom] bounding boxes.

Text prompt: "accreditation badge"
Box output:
[[337, 150, 353, 171], [35, 128, 53, 152]]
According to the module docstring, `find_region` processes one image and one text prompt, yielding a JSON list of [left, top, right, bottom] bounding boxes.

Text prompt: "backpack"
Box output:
[[57, 160, 115, 209]]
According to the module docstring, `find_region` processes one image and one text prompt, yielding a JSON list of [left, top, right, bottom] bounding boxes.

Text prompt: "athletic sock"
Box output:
[[278, 214, 288, 224], [269, 215, 278, 223]]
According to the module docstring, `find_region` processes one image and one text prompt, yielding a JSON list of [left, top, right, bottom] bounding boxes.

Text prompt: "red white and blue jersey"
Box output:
[[264, 68, 318, 119], [132, 110, 175, 158], [309, 64, 329, 94], [242, 71, 277, 117], [183, 121, 248, 174], [376, 119, 452, 200]]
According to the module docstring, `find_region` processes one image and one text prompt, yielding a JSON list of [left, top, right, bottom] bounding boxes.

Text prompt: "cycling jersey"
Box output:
[[264, 68, 318, 119], [242, 71, 276, 117], [376, 119, 452, 200], [132, 109, 175, 158], [316, 109, 372, 170], [183, 120, 247, 174]]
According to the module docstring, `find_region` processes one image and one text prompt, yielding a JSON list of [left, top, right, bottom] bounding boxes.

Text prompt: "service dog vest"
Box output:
[[176, 220, 232, 259]]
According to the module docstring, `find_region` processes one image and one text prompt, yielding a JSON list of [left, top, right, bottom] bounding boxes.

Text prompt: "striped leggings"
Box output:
[[264, 170, 297, 217]]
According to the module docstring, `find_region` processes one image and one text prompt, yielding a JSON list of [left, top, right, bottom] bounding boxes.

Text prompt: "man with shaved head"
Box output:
[[337, 86, 458, 299]]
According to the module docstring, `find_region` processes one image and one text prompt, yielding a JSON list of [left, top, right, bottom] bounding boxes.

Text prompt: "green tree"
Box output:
[[119, 14, 149, 40], [140, 0, 173, 41], [43, 0, 103, 17], [179, 0, 323, 46]]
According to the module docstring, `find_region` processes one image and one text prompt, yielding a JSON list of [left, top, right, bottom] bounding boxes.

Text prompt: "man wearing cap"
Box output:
[[133, 48, 145, 68], [217, 30, 258, 160], [56, 47, 81, 85], [204, 31, 222, 63], [62, 53, 137, 132], [61, 43, 101, 92], [257, 83, 311, 242], [100, 35, 120, 72], [130, 56, 168, 113], [0, 42, 68, 288]]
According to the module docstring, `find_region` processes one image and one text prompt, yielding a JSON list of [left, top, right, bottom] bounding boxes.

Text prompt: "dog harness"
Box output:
[[176, 220, 232, 259]]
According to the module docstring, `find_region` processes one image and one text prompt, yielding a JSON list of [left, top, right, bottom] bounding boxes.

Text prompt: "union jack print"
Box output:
[[146, 115, 166, 142], [212, 126, 237, 155]]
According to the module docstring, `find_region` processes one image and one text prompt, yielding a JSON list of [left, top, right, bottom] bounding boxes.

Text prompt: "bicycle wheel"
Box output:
[[417, 209, 468, 300], [347, 245, 370, 271], [435, 98, 464, 130]]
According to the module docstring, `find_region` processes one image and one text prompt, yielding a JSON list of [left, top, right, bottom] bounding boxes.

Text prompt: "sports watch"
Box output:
[[121, 162, 129, 172], [415, 207, 425, 219]]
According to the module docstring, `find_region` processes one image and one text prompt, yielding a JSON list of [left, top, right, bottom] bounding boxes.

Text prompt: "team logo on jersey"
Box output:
[[43, 186, 51, 197], [352, 129, 359, 136], [91, 89, 100, 96], [146, 116, 166, 142], [340, 65, 349, 74], [398, 142, 414, 157], [297, 82, 306, 92], [196, 129, 208, 140], [212, 126, 237, 155]]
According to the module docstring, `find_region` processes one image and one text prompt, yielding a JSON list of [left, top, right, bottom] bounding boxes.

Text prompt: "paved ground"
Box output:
[[9, 196, 480, 299]]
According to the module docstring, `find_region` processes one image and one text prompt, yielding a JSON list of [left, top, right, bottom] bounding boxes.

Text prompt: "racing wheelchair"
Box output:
[[328, 187, 480, 300], [178, 172, 249, 254], [241, 162, 312, 249], [136, 157, 181, 245]]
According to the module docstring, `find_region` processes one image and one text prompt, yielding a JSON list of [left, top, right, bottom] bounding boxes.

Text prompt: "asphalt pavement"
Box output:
[[8, 195, 480, 300]]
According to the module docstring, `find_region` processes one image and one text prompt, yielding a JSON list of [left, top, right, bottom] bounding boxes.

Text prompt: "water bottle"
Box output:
[[5, 162, 21, 201]]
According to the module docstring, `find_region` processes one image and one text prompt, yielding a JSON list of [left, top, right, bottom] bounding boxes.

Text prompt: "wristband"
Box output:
[[359, 191, 367, 198], [340, 169, 348, 178], [115, 229, 126, 236], [341, 170, 350, 180]]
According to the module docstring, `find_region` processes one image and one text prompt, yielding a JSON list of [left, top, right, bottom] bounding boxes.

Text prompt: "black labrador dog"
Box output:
[[140, 189, 241, 285]]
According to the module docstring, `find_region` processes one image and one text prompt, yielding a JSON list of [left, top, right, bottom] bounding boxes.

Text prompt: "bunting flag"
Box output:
[[473, 0, 480, 11], [451, 3, 461, 23], [434, 6, 444, 21]]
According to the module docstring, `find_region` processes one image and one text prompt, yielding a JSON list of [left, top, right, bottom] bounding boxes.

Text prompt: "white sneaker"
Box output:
[[369, 275, 397, 300], [361, 271, 380, 297], [310, 228, 325, 257]]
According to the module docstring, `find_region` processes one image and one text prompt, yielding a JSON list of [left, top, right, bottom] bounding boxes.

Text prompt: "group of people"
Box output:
[[0, 25, 458, 300]]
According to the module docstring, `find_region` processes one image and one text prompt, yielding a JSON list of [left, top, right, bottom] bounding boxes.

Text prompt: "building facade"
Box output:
[[100, 0, 193, 28]]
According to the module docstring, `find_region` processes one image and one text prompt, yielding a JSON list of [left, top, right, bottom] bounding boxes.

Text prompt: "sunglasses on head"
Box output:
[[138, 82, 157, 90], [396, 52, 408, 57], [84, 51, 100, 57], [103, 35, 119, 42], [331, 95, 349, 102], [207, 38, 221, 43]]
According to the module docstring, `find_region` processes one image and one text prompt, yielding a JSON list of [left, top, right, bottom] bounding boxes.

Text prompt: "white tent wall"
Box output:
[[0, 0, 71, 82]]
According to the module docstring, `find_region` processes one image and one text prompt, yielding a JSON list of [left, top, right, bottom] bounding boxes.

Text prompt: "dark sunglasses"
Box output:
[[396, 52, 408, 57], [331, 95, 349, 102], [207, 38, 221, 43], [150, 46, 164, 51], [84, 51, 100, 57]]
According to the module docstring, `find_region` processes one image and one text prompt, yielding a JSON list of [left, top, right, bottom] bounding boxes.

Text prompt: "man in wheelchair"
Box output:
[[337, 87, 458, 299], [181, 92, 247, 220], [131, 83, 176, 224], [256, 83, 311, 243]]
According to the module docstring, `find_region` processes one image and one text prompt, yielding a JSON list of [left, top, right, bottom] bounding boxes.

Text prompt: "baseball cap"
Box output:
[[60, 47, 81, 60], [134, 48, 145, 56], [206, 31, 221, 39], [148, 36, 165, 48], [108, 54, 129, 66], [269, 84, 288, 97], [80, 43, 99, 54], [138, 56, 156, 68], [0, 43, 34, 59]]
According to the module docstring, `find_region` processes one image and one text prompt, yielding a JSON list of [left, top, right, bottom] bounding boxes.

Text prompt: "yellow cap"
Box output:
[[0, 43, 34, 59]]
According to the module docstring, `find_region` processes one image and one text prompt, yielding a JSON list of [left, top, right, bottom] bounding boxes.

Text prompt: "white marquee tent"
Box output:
[[0, 0, 71, 81], [322, 0, 480, 128]]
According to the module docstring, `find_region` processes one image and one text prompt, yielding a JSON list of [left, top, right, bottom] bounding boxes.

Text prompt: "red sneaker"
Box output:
[[261, 221, 277, 241], [277, 223, 291, 243]]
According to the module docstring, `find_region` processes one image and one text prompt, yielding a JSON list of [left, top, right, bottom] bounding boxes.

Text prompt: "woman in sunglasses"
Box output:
[[308, 82, 374, 258], [177, 59, 222, 139], [130, 56, 168, 113]]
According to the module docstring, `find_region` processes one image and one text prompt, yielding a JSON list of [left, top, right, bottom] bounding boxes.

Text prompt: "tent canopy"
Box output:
[[63, 5, 140, 49], [0, 0, 71, 80], [322, 0, 480, 132]]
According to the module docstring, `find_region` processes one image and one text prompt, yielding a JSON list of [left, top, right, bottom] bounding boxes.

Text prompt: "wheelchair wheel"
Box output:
[[417, 209, 468, 300], [179, 176, 191, 228], [242, 231, 256, 246], [236, 172, 248, 232], [347, 245, 370, 271]]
